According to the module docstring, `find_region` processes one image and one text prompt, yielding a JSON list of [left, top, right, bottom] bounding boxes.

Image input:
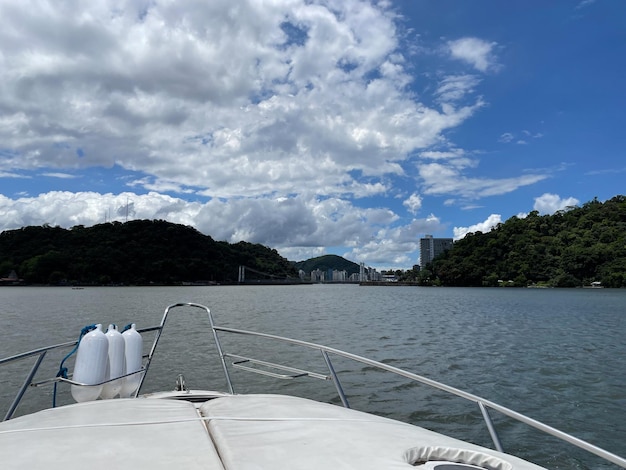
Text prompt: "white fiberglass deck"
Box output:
[[0, 393, 547, 470], [0, 397, 222, 469]]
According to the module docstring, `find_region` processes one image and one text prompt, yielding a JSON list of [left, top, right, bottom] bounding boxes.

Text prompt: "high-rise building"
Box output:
[[419, 235, 453, 267]]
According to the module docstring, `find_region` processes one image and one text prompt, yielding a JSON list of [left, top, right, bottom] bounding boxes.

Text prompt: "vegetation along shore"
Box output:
[[1, 196, 624, 288]]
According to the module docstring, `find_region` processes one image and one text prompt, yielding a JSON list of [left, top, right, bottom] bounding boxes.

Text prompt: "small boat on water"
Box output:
[[1, 302, 624, 469]]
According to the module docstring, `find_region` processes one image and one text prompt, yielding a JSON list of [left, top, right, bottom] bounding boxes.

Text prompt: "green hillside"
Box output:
[[427, 195, 626, 287], [0, 220, 297, 285], [292, 254, 360, 276]]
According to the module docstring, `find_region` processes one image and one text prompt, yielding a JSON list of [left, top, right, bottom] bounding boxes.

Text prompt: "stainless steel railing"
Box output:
[[174, 303, 626, 468]]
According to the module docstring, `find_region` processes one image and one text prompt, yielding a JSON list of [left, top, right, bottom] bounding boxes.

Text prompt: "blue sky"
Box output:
[[1, 0, 624, 269]]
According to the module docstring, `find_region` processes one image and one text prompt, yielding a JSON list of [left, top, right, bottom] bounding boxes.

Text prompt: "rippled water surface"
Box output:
[[1, 285, 625, 469]]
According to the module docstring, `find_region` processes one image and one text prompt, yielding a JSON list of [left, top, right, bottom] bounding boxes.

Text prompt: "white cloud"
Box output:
[[448, 37, 499, 73], [0, 191, 201, 229], [576, 0, 596, 9], [0, 171, 30, 179], [436, 74, 481, 103], [418, 162, 548, 198], [403, 193, 423, 214], [533, 193, 580, 214], [500, 130, 543, 144], [345, 215, 444, 268], [41, 172, 78, 179], [453, 214, 502, 240], [522, 130, 543, 139], [499, 133, 514, 143], [420, 149, 466, 160], [0, 0, 479, 201], [585, 167, 626, 176]]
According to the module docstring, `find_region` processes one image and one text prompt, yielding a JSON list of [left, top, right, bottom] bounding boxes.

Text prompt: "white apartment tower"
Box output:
[[419, 235, 453, 267]]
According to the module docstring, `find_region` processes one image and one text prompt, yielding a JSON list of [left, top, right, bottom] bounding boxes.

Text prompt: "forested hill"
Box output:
[[428, 195, 626, 287], [292, 254, 360, 276], [0, 220, 297, 285]]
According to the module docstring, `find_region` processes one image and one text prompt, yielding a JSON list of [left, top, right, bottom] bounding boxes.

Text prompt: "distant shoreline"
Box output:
[[359, 281, 421, 286]]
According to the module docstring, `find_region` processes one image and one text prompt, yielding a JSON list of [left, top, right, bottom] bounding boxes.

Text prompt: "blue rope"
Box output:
[[121, 323, 133, 333], [53, 324, 97, 408]]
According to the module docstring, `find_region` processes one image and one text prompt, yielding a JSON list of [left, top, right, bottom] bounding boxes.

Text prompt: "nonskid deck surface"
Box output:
[[0, 393, 547, 470]]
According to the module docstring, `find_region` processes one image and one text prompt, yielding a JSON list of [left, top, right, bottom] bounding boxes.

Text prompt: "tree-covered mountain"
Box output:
[[0, 220, 297, 285], [292, 254, 360, 276], [425, 195, 626, 287]]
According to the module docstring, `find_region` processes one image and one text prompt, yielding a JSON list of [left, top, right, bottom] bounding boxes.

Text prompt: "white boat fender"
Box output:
[[119, 323, 143, 398], [100, 324, 126, 399], [71, 324, 109, 403], [54, 323, 97, 407]]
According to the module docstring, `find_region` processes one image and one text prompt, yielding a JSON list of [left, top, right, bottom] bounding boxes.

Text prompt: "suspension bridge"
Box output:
[[237, 265, 305, 284]]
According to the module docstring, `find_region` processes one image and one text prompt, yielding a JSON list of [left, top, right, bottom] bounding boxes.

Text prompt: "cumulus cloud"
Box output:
[[345, 214, 444, 268], [0, 1, 552, 268], [453, 213, 502, 240], [0, 0, 477, 200], [533, 193, 580, 214], [403, 193, 423, 214], [448, 37, 499, 72]]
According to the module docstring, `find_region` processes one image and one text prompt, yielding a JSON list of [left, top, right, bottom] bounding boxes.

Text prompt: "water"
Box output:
[[1, 285, 625, 469]]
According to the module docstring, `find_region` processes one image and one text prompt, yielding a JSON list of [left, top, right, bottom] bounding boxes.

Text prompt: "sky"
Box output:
[[1, 0, 625, 269]]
